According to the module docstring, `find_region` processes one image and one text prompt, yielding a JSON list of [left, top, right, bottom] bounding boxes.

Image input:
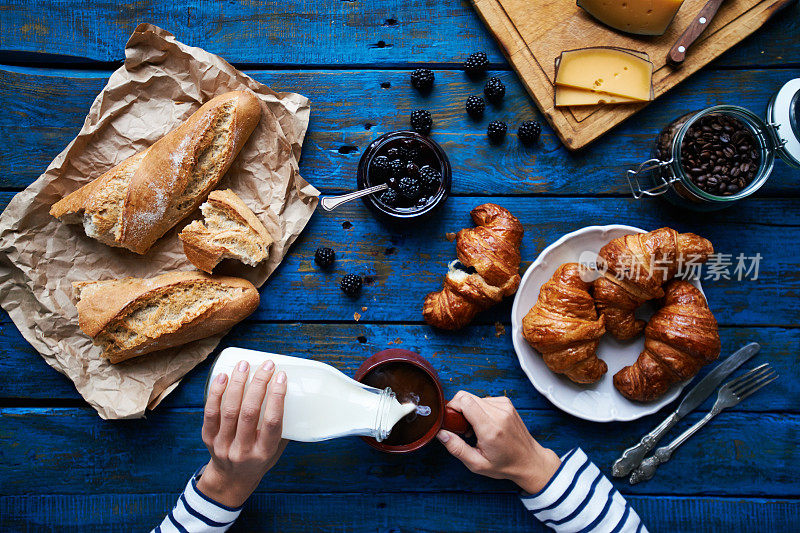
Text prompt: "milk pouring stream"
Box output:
[[206, 348, 417, 442]]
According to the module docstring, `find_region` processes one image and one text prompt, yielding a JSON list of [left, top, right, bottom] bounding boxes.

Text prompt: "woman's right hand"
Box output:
[[437, 391, 560, 494]]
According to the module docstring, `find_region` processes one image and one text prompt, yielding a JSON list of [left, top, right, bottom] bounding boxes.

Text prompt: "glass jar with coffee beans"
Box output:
[[628, 80, 800, 210]]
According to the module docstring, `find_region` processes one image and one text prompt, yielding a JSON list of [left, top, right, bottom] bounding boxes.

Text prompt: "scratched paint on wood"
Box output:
[[2, 493, 799, 532], [1, 67, 798, 195], [0, 0, 796, 68], [0, 407, 798, 496]]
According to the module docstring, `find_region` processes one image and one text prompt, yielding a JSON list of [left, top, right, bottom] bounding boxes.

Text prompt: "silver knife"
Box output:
[[611, 342, 760, 477]]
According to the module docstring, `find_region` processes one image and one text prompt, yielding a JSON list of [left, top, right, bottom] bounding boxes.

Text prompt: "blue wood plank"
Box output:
[[2, 314, 797, 415], [0, 407, 797, 496], [0, 1, 797, 527], [0, 0, 797, 68], [2, 65, 799, 195], [1, 192, 799, 326], [1, 493, 798, 532]]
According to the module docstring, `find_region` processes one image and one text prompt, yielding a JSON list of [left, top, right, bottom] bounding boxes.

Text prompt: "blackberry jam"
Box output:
[[357, 131, 451, 223]]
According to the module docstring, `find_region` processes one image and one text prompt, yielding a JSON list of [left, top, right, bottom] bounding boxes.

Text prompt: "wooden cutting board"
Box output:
[[471, 0, 793, 150]]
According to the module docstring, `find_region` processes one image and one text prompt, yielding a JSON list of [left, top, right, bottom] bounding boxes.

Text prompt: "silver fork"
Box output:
[[629, 363, 778, 485]]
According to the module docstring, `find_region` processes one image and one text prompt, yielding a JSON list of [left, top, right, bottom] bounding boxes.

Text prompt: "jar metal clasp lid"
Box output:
[[627, 158, 679, 198]]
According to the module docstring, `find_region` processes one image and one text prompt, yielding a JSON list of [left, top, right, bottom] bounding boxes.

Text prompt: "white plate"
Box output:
[[511, 225, 703, 422]]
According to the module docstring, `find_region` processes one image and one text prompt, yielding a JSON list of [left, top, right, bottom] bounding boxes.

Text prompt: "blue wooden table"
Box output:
[[1, 1, 799, 531]]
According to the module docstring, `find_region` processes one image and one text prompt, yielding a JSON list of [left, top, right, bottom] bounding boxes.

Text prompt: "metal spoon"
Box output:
[[320, 184, 388, 211]]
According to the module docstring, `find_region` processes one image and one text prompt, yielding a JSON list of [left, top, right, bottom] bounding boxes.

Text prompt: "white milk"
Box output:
[[206, 347, 416, 442]]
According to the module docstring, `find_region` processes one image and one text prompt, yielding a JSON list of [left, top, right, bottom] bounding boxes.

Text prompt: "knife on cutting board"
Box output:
[[612, 342, 760, 477], [667, 0, 728, 66]]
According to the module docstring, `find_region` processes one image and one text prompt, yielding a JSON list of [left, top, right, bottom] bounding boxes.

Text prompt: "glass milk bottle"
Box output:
[[205, 347, 416, 442]]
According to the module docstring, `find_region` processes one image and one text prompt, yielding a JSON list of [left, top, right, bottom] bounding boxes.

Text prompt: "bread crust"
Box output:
[[74, 271, 259, 363], [522, 263, 607, 384], [613, 280, 720, 401], [179, 189, 273, 273], [50, 91, 262, 254], [593, 228, 714, 340], [423, 204, 523, 330]]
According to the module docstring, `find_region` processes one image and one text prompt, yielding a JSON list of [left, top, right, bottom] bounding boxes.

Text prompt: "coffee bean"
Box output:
[[679, 113, 760, 196]]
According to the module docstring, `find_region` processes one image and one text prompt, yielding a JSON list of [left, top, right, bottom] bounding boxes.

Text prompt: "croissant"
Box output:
[[593, 227, 713, 340], [614, 280, 720, 402], [423, 204, 523, 330], [522, 263, 607, 384]]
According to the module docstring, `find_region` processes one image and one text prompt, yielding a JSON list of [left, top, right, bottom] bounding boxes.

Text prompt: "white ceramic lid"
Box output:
[[768, 78, 800, 167]]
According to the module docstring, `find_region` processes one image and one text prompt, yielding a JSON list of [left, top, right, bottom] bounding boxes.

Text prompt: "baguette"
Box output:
[[51, 91, 262, 254], [179, 189, 273, 273], [74, 271, 259, 363]]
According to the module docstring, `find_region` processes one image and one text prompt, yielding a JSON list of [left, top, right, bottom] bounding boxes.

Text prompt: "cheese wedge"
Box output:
[[555, 48, 654, 101], [555, 85, 639, 107], [577, 0, 685, 36]]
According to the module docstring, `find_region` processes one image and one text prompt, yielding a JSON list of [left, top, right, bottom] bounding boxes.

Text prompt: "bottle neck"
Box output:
[[373, 387, 398, 442]]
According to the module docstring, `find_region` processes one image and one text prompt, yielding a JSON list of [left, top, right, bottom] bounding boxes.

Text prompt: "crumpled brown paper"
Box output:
[[0, 24, 318, 419]]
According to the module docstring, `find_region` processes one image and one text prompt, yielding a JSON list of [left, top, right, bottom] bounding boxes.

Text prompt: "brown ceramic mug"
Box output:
[[354, 349, 470, 453]]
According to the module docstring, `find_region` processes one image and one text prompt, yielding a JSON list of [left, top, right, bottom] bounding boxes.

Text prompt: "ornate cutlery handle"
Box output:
[[629, 408, 718, 484], [320, 184, 388, 211], [612, 412, 679, 477]]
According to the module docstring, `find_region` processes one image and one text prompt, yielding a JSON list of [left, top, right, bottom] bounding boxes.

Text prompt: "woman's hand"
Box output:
[[196, 359, 288, 507], [437, 391, 560, 494]]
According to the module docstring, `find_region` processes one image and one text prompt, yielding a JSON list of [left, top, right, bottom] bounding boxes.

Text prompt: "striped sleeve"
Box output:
[[520, 448, 647, 533], [152, 467, 242, 533]]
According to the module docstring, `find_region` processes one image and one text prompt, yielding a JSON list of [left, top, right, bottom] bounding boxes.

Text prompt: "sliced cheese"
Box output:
[[555, 85, 639, 107], [554, 47, 654, 101], [577, 0, 685, 36]]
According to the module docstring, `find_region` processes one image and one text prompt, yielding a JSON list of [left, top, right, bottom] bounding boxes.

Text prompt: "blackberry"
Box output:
[[410, 109, 433, 135], [487, 120, 507, 143], [484, 77, 505, 104], [410, 69, 435, 92], [314, 247, 335, 269], [379, 188, 400, 207], [416, 196, 430, 208], [398, 139, 422, 161], [518, 120, 542, 145], [371, 155, 392, 179], [389, 158, 405, 177], [386, 147, 402, 160], [406, 162, 420, 178], [398, 175, 422, 201], [419, 165, 441, 192], [463, 52, 489, 78], [340, 274, 363, 297], [465, 95, 485, 119]]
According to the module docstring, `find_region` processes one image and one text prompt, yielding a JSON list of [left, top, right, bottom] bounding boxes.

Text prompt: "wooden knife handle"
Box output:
[[668, 0, 727, 67]]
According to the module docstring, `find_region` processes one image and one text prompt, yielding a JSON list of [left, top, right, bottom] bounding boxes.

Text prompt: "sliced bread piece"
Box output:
[[179, 189, 273, 273], [74, 271, 259, 363]]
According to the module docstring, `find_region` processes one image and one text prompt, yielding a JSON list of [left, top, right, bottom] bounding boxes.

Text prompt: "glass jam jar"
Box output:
[[628, 79, 800, 210]]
